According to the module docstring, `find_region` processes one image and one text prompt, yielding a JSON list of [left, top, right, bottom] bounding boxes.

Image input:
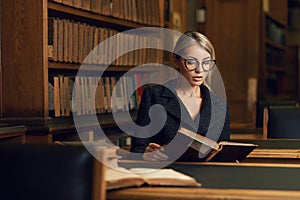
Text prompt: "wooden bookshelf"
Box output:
[[1, 0, 167, 143], [193, 0, 290, 127], [260, 10, 288, 100]]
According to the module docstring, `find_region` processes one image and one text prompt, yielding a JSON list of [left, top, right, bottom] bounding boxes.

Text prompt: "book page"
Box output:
[[178, 127, 219, 150], [219, 141, 258, 147], [129, 168, 201, 187], [106, 167, 145, 190]]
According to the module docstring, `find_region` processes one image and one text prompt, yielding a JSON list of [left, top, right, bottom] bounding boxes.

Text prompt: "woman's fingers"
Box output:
[[144, 143, 162, 153], [149, 143, 163, 150], [143, 143, 168, 161]]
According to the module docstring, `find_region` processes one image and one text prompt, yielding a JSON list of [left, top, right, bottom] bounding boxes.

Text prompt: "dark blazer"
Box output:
[[130, 79, 230, 154]]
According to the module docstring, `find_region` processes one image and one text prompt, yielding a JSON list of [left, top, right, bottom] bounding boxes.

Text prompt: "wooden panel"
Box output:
[[1, 0, 48, 117], [269, 0, 288, 25], [205, 0, 261, 125]]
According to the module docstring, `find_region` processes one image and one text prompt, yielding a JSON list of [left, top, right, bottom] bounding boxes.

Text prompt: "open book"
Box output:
[[106, 167, 201, 190], [175, 127, 258, 162]]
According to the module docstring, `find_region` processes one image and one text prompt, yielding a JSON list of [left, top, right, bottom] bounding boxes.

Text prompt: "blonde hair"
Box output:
[[174, 31, 216, 60]]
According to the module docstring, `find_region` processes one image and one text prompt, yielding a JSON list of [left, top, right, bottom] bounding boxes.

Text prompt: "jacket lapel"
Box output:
[[160, 83, 197, 129], [161, 85, 182, 121]]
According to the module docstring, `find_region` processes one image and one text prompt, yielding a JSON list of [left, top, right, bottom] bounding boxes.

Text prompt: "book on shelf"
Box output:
[[48, 17, 164, 65], [174, 127, 258, 162], [62, 0, 73, 6], [73, 0, 82, 9], [49, 74, 142, 117], [82, 0, 91, 11], [49, 0, 161, 26], [106, 167, 201, 190], [57, 19, 64, 62]]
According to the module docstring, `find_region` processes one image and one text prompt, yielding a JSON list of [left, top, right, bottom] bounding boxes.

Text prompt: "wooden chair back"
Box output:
[[263, 106, 300, 139]]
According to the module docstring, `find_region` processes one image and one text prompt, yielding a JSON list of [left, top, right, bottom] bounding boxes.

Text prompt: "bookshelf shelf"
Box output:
[[48, 61, 158, 73], [266, 66, 287, 73], [265, 39, 287, 51], [48, 2, 147, 29], [47, 111, 138, 132], [265, 12, 286, 28]]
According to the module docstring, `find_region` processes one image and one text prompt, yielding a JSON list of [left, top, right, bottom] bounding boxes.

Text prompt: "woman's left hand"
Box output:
[[143, 143, 168, 161]]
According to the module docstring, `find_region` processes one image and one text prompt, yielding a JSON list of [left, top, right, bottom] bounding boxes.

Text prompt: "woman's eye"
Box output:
[[186, 60, 197, 65], [203, 60, 211, 65]]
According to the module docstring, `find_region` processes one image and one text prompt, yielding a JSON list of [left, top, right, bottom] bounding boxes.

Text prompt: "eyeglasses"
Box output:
[[183, 57, 216, 72]]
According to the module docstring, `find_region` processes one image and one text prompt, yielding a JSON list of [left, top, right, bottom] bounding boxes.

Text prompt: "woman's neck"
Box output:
[[176, 79, 201, 98]]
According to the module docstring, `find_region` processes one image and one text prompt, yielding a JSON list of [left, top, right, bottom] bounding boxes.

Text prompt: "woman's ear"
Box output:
[[173, 54, 180, 70]]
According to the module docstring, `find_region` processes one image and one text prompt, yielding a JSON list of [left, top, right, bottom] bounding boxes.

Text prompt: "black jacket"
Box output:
[[130, 79, 230, 154]]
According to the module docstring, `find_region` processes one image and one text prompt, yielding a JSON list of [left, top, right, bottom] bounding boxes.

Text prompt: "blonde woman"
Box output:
[[130, 31, 230, 161]]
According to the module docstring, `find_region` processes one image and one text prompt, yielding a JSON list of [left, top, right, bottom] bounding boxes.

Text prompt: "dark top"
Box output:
[[130, 79, 230, 154]]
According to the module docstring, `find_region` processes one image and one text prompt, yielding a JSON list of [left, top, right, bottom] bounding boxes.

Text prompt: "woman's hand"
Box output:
[[143, 143, 168, 161]]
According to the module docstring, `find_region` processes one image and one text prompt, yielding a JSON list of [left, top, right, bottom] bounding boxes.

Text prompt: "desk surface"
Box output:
[[107, 187, 300, 200], [231, 139, 300, 163], [110, 161, 300, 200], [118, 161, 300, 190], [170, 162, 300, 190], [233, 139, 300, 149]]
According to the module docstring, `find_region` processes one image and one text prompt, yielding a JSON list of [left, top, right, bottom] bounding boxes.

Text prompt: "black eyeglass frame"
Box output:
[[183, 58, 217, 72]]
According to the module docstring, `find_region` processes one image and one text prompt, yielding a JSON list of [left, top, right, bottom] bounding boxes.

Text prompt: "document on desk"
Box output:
[[106, 167, 201, 190]]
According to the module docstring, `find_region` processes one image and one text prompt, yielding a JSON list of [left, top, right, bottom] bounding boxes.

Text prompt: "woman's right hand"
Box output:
[[143, 143, 168, 161]]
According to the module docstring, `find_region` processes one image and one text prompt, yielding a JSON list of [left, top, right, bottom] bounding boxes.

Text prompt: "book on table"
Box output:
[[106, 167, 201, 190], [173, 127, 258, 162]]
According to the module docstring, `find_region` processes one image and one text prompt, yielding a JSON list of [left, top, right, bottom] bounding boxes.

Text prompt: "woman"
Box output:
[[130, 31, 230, 161]]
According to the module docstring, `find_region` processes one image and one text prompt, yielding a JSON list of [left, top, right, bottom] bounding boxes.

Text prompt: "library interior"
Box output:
[[1, 0, 300, 199]]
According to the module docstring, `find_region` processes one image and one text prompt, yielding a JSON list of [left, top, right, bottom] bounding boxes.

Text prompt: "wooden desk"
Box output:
[[108, 161, 300, 200], [233, 139, 300, 149], [233, 139, 300, 164], [0, 124, 26, 143], [107, 187, 300, 200]]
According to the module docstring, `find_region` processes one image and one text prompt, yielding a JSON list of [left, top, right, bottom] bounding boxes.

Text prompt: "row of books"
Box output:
[[48, 18, 163, 65], [49, 0, 162, 26], [48, 74, 143, 117]]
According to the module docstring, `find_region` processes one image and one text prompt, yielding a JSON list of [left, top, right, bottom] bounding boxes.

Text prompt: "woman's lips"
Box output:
[[193, 76, 203, 81]]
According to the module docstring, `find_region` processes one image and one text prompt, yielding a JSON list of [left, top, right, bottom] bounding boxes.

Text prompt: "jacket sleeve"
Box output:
[[130, 87, 153, 153]]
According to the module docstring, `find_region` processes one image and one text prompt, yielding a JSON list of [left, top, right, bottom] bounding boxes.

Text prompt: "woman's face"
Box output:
[[175, 44, 212, 87]]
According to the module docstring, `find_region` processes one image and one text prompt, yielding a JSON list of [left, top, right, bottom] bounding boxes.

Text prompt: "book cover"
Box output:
[[175, 127, 258, 162]]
